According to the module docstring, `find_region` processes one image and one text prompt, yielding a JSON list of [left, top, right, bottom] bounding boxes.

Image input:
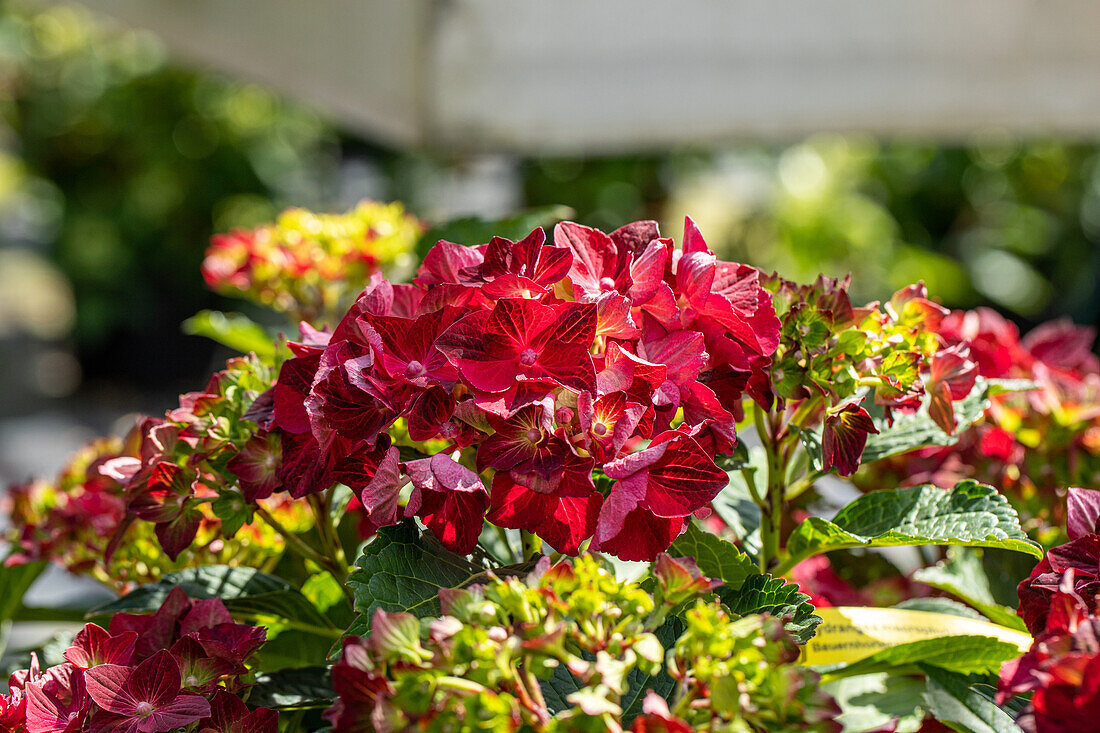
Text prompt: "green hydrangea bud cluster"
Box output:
[[324, 554, 839, 732]]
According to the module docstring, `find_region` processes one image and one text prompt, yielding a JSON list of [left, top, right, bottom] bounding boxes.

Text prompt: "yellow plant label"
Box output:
[[800, 606, 1033, 667]]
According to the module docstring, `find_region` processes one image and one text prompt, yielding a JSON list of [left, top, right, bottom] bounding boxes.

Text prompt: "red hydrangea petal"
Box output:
[[486, 474, 602, 555]]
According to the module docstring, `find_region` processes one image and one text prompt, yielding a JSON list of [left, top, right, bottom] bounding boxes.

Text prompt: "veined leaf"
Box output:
[[913, 549, 1028, 632], [666, 523, 757, 591], [342, 522, 484, 641], [919, 664, 1023, 733], [250, 666, 334, 710], [620, 616, 684, 724], [778, 481, 1041, 574], [825, 635, 1021, 678], [183, 310, 276, 359], [540, 664, 583, 715], [89, 565, 336, 636], [716, 573, 821, 644], [824, 673, 927, 733]]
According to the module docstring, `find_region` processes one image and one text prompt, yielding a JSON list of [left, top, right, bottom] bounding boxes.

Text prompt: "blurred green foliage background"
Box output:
[[1, 2, 1098, 406]]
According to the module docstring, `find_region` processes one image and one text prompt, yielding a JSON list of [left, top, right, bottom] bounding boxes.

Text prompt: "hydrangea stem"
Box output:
[[255, 503, 352, 603], [755, 405, 786, 573]]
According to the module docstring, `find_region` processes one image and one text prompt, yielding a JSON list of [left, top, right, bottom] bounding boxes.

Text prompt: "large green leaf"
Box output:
[[716, 573, 821, 644], [0, 561, 46, 623], [825, 635, 1021, 678], [90, 566, 337, 636], [824, 673, 927, 733], [778, 481, 1041, 574], [250, 666, 334, 710], [343, 522, 484, 639], [666, 523, 757, 590], [254, 629, 334, 672], [913, 549, 1028, 631], [416, 205, 574, 257], [919, 665, 1023, 733], [182, 310, 275, 359], [539, 664, 584, 715]]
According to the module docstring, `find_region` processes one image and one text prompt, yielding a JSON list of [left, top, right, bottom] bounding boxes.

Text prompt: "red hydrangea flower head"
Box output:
[[259, 218, 790, 559]]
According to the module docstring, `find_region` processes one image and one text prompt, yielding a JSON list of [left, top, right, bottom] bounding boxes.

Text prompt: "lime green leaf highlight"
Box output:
[[778, 481, 1042, 575], [183, 309, 276, 359]]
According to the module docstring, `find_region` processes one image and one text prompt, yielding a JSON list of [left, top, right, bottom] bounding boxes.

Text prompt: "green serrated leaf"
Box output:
[[828, 635, 1021, 678], [824, 673, 927, 733], [779, 481, 1042, 575], [539, 663, 583, 715], [716, 573, 821, 644], [666, 523, 757, 591], [183, 310, 275, 359], [249, 666, 334, 710], [417, 205, 574, 257], [254, 629, 333, 672], [341, 522, 485, 648], [913, 549, 1028, 632], [89, 566, 337, 637], [919, 664, 1023, 733]]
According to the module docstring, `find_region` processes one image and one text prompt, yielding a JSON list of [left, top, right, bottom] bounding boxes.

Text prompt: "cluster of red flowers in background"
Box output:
[[201, 201, 422, 321], [0, 589, 275, 733], [261, 219, 780, 559]]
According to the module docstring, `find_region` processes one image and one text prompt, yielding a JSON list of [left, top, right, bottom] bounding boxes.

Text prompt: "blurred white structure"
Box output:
[[43, 0, 1100, 153]]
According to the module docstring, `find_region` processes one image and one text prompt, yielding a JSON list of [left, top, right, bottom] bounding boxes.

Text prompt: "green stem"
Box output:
[[755, 406, 786, 573], [741, 466, 764, 506], [256, 504, 352, 603], [255, 505, 328, 568], [310, 491, 349, 571], [495, 525, 519, 564], [785, 469, 825, 502]]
